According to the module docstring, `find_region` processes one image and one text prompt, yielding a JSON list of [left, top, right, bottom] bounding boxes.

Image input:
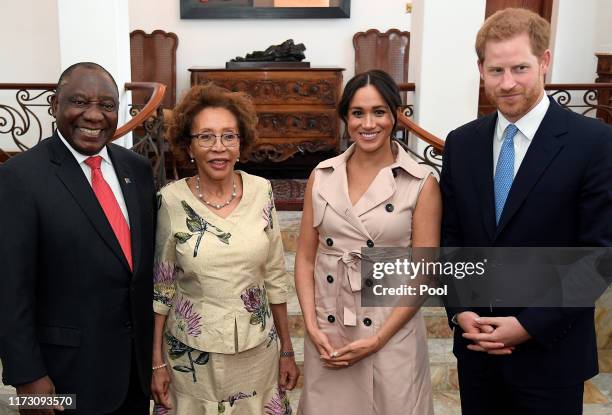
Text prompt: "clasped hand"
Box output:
[[457, 312, 530, 354], [307, 326, 381, 369]]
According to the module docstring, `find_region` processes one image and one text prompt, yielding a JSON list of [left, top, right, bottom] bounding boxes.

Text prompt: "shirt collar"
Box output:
[[57, 130, 111, 165], [495, 93, 549, 141]]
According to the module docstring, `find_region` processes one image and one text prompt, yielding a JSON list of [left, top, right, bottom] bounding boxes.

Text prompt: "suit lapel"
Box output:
[[495, 100, 567, 237], [50, 136, 132, 272], [108, 145, 141, 275], [473, 114, 497, 241]]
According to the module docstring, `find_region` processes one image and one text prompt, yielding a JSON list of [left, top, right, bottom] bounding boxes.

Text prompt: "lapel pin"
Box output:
[[124, 178, 132, 184]]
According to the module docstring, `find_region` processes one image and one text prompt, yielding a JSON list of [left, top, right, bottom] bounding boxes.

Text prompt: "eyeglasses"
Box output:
[[190, 132, 240, 148]]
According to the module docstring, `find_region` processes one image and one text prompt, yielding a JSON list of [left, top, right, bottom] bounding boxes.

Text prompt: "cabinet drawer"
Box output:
[[257, 108, 337, 139], [192, 74, 340, 105]]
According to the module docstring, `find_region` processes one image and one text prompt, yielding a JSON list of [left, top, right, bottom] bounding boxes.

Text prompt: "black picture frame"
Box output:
[[180, 0, 351, 19]]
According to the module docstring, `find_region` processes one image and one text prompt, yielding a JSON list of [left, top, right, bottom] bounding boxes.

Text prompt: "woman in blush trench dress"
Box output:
[[295, 70, 440, 415]]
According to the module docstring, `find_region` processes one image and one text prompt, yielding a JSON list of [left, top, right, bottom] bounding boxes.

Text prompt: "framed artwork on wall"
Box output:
[[180, 0, 351, 19]]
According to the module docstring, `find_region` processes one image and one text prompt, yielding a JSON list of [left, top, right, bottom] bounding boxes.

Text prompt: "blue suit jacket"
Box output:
[[440, 97, 612, 387]]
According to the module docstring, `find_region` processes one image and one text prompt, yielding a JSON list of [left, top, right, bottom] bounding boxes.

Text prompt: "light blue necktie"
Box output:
[[494, 124, 518, 224]]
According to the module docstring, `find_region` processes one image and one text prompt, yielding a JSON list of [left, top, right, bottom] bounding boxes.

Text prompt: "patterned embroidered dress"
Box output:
[[153, 171, 291, 415]]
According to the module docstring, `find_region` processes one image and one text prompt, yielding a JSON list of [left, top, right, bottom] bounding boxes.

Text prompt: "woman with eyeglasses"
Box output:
[[151, 83, 298, 414]]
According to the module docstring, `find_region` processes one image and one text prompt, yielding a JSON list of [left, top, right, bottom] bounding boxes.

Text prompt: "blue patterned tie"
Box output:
[[494, 124, 518, 224]]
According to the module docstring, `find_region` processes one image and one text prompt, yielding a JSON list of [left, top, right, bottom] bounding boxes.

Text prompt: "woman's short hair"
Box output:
[[166, 83, 258, 162], [337, 69, 401, 132], [475, 8, 550, 62]]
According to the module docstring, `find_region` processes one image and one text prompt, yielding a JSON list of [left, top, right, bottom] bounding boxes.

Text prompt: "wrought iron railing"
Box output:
[[479, 83, 612, 122], [3, 82, 611, 185], [0, 82, 168, 187], [0, 83, 56, 160], [396, 82, 612, 179]]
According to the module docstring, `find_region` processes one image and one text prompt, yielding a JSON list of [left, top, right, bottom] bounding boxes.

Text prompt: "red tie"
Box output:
[[85, 156, 133, 270]]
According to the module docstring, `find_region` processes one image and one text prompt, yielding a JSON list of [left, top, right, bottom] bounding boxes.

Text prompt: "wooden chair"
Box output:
[[129, 29, 178, 109], [353, 28, 410, 88]]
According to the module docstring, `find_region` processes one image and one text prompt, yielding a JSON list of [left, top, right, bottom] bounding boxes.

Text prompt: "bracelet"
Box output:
[[152, 363, 167, 370], [280, 351, 295, 358]]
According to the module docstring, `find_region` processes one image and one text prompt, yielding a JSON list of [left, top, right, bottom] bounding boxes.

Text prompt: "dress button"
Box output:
[[365, 279, 373, 288], [327, 315, 336, 323], [385, 203, 394, 212], [327, 275, 334, 283], [326, 238, 333, 246], [366, 239, 374, 248], [363, 318, 372, 326]]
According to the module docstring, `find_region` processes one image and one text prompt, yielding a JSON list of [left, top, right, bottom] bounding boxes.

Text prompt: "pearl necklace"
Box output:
[[195, 175, 237, 210]]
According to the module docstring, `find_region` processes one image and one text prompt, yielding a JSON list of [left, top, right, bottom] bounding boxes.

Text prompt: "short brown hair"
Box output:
[[475, 8, 550, 62], [166, 83, 258, 162]]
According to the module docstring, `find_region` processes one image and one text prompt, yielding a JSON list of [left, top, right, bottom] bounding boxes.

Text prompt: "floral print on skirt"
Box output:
[[154, 332, 292, 415]]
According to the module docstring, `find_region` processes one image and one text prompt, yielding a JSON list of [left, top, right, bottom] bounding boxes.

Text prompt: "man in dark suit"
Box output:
[[440, 8, 612, 415], [0, 62, 156, 414]]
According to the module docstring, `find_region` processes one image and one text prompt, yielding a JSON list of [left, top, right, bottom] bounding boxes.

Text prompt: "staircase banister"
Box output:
[[0, 83, 56, 90], [397, 82, 416, 92], [396, 108, 445, 152], [113, 81, 166, 139], [544, 82, 612, 89]]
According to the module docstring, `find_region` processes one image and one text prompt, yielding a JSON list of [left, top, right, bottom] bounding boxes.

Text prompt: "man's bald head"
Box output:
[[56, 62, 119, 97]]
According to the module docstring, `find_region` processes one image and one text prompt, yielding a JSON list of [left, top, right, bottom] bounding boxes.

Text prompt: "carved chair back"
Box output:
[[353, 28, 410, 90], [130, 29, 178, 109]]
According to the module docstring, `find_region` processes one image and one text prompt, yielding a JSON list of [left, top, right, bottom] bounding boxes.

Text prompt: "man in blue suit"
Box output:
[[441, 8, 612, 415]]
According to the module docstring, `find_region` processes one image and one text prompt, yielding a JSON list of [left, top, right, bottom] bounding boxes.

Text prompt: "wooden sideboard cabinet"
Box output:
[[189, 67, 344, 164]]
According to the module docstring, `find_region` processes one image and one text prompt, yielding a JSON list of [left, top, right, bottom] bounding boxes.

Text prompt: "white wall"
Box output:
[[595, 0, 612, 53], [0, 0, 60, 82], [0, 0, 60, 151], [410, 0, 485, 141], [57, 0, 133, 146], [549, 0, 600, 83], [128, 0, 411, 99]]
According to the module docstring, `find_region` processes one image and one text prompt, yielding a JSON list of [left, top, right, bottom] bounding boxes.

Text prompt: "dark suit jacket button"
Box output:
[[366, 239, 374, 248], [327, 315, 335, 323], [327, 275, 334, 283], [365, 279, 373, 288], [124, 321, 132, 329], [385, 203, 394, 212], [363, 318, 372, 326], [326, 238, 333, 246]]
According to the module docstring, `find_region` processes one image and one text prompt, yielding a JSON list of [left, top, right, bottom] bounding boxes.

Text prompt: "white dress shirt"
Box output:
[[57, 131, 130, 225], [493, 93, 549, 178]]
